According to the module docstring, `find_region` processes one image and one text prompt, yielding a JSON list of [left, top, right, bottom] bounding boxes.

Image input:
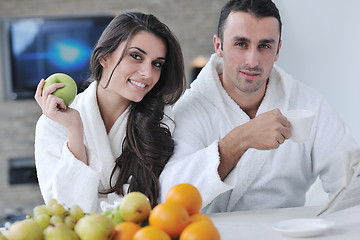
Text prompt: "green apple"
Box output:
[[74, 213, 115, 240], [0, 232, 8, 240], [44, 223, 79, 240], [7, 219, 43, 240], [43, 73, 77, 106], [120, 192, 151, 223]]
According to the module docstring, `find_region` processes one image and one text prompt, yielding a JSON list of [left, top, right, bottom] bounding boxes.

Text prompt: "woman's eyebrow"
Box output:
[[129, 47, 165, 60], [129, 46, 147, 54]]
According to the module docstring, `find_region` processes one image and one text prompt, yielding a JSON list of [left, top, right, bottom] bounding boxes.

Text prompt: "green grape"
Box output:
[[50, 203, 66, 216], [34, 212, 51, 229], [69, 205, 84, 221], [47, 198, 58, 208], [65, 215, 76, 229], [50, 215, 64, 225], [33, 204, 49, 217]]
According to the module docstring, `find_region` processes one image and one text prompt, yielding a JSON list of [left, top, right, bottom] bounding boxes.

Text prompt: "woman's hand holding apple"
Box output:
[[34, 77, 88, 165], [35, 78, 81, 130]]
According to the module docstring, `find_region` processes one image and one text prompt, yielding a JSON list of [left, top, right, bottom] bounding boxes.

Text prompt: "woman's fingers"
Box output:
[[35, 79, 67, 115], [42, 82, 65, 97], [45, 94, 66, 113], [34, 79, 45, 104]]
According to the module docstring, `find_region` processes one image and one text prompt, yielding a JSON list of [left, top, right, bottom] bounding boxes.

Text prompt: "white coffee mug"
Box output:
[[285, 110, 315, 143]]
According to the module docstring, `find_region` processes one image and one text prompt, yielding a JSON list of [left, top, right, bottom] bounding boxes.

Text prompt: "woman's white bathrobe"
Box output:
[[159, 54, 358, 214], [35, 81, 174, 213]]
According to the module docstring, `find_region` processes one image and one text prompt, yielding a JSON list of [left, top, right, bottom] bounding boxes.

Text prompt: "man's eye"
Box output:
[[236, 42, 247, 47], [259, 44, 271, 49], [130, 53, 142, 60]]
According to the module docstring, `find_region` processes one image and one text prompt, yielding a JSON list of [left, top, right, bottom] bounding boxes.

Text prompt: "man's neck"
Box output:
[[219, 74, 268, 119]]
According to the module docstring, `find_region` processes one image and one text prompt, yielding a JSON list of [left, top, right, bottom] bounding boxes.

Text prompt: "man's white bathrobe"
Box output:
[[35, 81, 174, 213], [159, 54, 358, 214]]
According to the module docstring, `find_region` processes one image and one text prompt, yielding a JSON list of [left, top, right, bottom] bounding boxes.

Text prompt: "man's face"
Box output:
[[214, 11, 281, 95]]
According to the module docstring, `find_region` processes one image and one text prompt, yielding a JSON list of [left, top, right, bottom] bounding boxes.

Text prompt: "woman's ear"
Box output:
[[99, 55, 108, 67]]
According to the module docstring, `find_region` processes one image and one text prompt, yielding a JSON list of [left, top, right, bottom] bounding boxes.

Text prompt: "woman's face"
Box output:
[[99, 30, 166, 103]]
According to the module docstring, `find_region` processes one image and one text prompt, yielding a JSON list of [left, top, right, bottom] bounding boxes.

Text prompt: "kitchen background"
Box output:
[[0, 0, 359, 226]]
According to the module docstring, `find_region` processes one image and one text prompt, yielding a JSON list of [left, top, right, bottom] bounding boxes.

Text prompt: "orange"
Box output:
[[113, 222, 141, 240], [165, 183, 202, 216], [149, 201, 189, 238], [132, 225, 171, 240], [179, 220, 221, 240], [188, 212, 213, 225]]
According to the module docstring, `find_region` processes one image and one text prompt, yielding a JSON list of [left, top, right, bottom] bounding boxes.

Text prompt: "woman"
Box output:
[[34, 11, 186, 212]]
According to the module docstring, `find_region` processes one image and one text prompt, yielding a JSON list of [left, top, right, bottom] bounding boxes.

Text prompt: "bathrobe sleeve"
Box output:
[[159, 94, 238, 208], [310, 97, 358, 196], [35, 115, 101, 213]]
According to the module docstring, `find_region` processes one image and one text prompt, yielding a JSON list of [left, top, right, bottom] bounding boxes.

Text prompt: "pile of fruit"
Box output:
[[0, 183, 221, 240]]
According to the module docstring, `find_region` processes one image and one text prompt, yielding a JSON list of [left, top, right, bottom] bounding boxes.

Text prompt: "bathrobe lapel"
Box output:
[[227, 67, 292, 210], [74, 82, 127, 190]]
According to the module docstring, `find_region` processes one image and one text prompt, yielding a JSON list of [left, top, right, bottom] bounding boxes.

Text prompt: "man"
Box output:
[[160, 0, 358, 213]]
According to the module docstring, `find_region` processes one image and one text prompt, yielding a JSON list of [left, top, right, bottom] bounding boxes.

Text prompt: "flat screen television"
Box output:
[[1, 14, 115, 100]]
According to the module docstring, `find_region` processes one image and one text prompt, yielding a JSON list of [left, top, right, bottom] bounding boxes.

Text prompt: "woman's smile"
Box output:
[[129, 79, 147, 90]]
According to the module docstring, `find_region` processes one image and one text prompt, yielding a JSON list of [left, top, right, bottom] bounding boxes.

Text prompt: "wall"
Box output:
[[273, 0, 360, 143], [272, 0, 360, 206], [0, 0, 227, 216]]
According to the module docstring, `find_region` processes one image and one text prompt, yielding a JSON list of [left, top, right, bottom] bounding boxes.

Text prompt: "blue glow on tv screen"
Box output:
[[3, 15, 114, 99]]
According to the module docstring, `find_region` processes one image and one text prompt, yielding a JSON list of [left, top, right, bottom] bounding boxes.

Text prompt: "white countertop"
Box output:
[[208, 205, 360, 239], [2, 205, 359, 239]]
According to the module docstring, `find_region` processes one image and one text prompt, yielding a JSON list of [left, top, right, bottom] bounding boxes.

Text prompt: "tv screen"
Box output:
[[1, 14, 114, 100]]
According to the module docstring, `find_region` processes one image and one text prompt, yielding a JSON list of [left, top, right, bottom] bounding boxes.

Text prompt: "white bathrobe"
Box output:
[[159, 54, 358, 214], [35, 81, 174, 213]]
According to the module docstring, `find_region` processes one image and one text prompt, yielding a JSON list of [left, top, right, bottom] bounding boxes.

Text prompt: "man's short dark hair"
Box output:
[[218, 0, 282, 43]]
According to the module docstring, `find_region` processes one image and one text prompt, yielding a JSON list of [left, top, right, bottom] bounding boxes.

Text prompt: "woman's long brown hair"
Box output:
[[89, 11, 185, 207]]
